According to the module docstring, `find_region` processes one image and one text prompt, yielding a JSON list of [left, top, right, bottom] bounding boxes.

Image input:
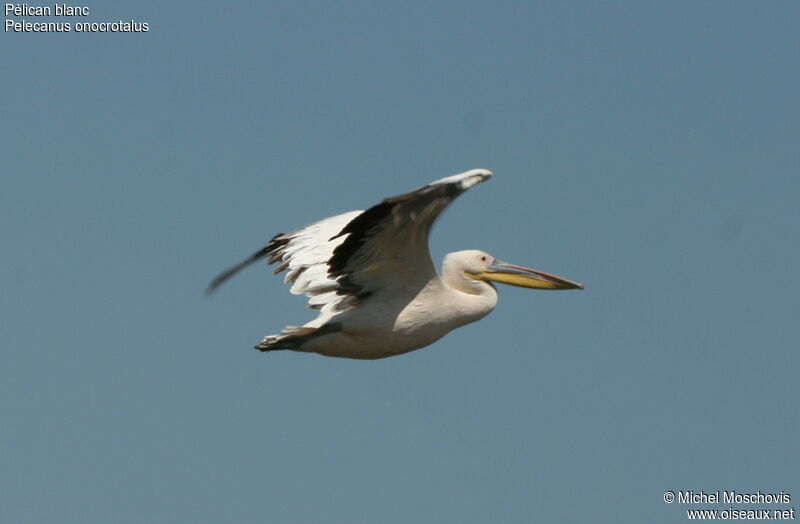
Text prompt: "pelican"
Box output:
[[208, 169, 583, 359]]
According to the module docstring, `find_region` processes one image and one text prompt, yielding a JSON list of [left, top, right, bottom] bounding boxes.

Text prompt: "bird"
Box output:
[[207, 169, 583, 359]]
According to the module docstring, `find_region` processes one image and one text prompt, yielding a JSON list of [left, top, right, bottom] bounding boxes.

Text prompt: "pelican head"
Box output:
[[444, 250, 583, 292]]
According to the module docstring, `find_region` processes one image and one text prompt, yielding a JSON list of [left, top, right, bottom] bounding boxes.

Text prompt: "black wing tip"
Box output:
[[205, 265, 239, 296], [204, 245, 273, 296]]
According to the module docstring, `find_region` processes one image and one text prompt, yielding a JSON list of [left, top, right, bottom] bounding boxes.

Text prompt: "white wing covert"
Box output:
[[263, 210, 362, 317]]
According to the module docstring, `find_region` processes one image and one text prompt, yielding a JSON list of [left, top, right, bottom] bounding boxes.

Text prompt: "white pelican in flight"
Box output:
[[208, 169, 583, 359]]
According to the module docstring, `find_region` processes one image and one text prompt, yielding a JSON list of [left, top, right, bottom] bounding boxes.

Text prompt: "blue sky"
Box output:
[[2, 2, 798, 522]]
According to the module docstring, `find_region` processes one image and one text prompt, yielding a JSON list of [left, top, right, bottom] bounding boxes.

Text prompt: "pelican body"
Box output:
[[208, 170, 583, 359]]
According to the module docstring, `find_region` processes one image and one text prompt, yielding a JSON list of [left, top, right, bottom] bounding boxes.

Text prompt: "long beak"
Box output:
[[471, 260, 584, 290]]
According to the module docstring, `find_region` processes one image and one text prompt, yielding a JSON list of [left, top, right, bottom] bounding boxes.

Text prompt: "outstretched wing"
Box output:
[[325, 168, 492, 310], [207, 169, 492, 318]]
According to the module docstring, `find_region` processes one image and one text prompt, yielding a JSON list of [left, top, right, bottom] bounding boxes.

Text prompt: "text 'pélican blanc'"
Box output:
[[4, 4, 149, 33]]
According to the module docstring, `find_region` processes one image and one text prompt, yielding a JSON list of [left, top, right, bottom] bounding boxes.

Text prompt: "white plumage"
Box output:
[[272, 210, 362, 315], [208, 169, 583, 359]]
